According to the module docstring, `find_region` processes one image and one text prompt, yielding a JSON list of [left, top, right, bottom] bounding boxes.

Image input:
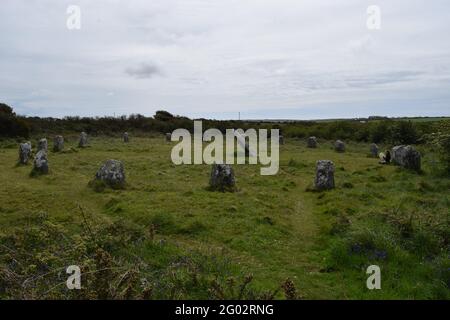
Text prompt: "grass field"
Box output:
[[0, 134, 448, 299]]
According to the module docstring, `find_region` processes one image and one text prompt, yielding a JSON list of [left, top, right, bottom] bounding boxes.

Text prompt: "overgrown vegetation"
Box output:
[[424, 120, 450, 175], [1, 102, 448, 146], [0, 207, 283, 299], [0, 103, 30, 138]]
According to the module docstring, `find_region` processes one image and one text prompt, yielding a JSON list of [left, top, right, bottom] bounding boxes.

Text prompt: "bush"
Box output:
[[424, 120, 450, 175], [0, 103, 30, 138], [391, 121, 418, 144]]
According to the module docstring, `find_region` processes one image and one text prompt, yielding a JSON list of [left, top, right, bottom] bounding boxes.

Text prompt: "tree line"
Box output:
[[0, 102, 446, 147]]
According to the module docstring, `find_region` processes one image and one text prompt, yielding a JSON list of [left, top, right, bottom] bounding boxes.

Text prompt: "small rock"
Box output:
[[33, 150, 49, 174], [18, 142, 32, 164], [209, 164, 236, 192], [314, 160, 335, 190], [53, 135, 64, 152], [37, 138, 48, 152], [392, 145, 421, 172], [95, 159, 126, 187], [334, 140, 345, 152], [370, 143, 378, 157], [79, 132, 88, 147], [123, 132, 129, 143], [307, 136, 318, 148]]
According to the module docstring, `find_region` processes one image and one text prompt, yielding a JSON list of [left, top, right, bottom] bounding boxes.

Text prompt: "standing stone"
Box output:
[[95, 159, 126, 187], [370, 143, 379, 157], [209, 164, 236, 192], [32, 150, 49, 174], [79, 132, 88, 147], [53, 135, 64, 152], [123, 132, 129, 143], [37, 138, 48, 152], [18, 142, 32, 164], [279, 135, 285, 145], [314, 160, 335, 190], [307, 136, 318, 148], [392, 145, 421, 172], [165, 133, 172, 142], [334, 140, 345, 152]]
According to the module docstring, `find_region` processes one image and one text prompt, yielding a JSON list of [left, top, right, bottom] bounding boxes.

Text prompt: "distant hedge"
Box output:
[[1, 102, 448, 145]]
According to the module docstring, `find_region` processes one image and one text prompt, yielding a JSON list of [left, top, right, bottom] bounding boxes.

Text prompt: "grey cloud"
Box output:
[[0, 0, 449, 118], [344, 71, 424, 88], [125, 63, 162, 79]]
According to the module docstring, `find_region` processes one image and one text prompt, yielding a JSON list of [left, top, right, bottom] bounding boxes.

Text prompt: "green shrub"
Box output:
[[0, 103, 30, 138], [424, 120, 450, 175]]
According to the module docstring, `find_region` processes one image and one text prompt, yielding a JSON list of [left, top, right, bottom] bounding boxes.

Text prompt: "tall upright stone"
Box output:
[[370, 143, 379, 157], [279, 135, 285, 145], [79, 132, 88, 147], [95, 159, 126, 188], [123, 132, 129, 143], [18, 142, 32, 165], [165, 133, 172, 142], [314, 160, 335, 190], [334, 140, 345, 152], [307, 136, 318, 148], [209, 164, 236, 192], [392, 145, 421, 172], [53, 135, 64, 152], [37, 138, 48, 152], [32, 150, 49, 175]]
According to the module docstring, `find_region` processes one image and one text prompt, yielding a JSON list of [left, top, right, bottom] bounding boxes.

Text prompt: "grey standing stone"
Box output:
[[123, 132, 129, 143], [166, 133, 172, 142], [33, 150, 49, 174], [314, 160, 335, 190], [334, 140, 345, 152], [307, 136, 318, 148], [53, 135, 64, 152], [370, 143, 379, 157], [95, 159, 126, 187], [18, 142, 32, 164], [79, 132, 88, 147], [37, 138, 48, 152], [279, 135, 285, 145], [209, 164, 236, 192], [392, 145, 421, 172]]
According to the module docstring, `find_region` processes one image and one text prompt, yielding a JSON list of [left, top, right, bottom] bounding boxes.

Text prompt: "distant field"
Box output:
[[0, 135, 448, 299], [395, 117, 450, 122], [308, 117, 450, 123]]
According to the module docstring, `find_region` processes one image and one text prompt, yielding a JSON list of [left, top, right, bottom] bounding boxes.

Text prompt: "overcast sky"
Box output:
[[1, 0, 449, 119]]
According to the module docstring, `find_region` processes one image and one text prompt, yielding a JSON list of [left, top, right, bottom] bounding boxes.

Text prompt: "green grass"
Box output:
[[0, 135, 448, 299]]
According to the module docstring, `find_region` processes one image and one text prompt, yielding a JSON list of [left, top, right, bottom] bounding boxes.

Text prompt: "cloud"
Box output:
[[0, 0, 449, 119], [344, 71, 424, 88], [125, 63, 162, 79]]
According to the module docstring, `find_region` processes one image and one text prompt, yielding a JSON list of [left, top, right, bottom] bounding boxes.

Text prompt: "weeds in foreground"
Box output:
[[0, 207, 296, 299]]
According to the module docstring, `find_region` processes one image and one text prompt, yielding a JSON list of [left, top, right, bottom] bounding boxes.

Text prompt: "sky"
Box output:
[[0, 0, 449, 120]]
